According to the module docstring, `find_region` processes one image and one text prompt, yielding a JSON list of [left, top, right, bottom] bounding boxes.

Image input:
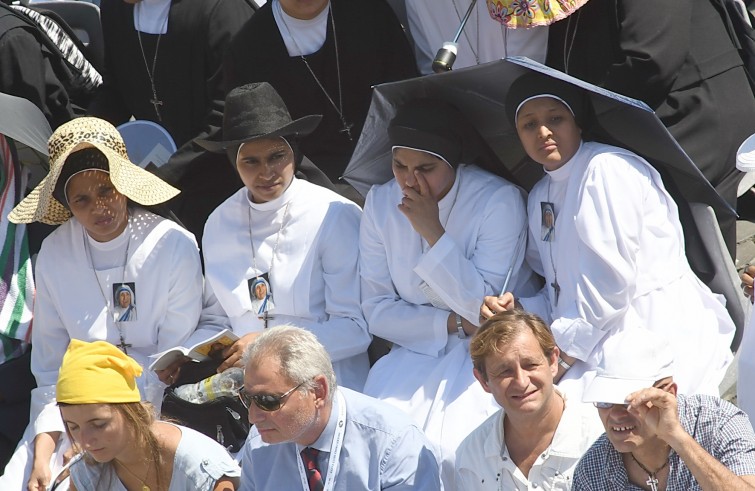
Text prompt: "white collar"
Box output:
[[134, 0, 171, 35], [545, 141, 584, 183], [272, 0, 330, 56], [246, 176, 300, 212]]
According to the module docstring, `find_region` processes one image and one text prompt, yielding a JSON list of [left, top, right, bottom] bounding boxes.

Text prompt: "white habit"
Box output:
[[405, 0, 548, 74], [520, 141, 735, 398], [360, 164, 539, 489], [202, 178, 371, 391], [0, 208, 203, 488]]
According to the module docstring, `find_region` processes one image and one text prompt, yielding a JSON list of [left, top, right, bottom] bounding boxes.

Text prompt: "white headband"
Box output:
[[236, 137, 293, 164], [391, 145, 452, 168], [63, 169, 110, 205], [515, 94, 575, 125]]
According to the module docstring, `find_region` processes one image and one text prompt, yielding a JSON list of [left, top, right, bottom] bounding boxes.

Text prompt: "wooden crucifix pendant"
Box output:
[[116, 333, 132, 355], [551, 280, 561, 303], [646, 475, 659, 491]]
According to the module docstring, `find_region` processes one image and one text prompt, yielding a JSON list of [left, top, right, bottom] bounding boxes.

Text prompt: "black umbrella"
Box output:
[[344, 57, 743, 345], [344, 57, 733, 222]]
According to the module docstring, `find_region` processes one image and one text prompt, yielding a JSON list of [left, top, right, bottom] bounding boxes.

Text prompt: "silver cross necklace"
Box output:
[[630, 452, 669, 491], [136, 29, 164, 121], [247, 199, 291, 328], [83, 217, 133, 354]]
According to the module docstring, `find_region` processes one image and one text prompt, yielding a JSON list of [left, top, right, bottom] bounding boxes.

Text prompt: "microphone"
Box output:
[[432, 0, 478, 73]]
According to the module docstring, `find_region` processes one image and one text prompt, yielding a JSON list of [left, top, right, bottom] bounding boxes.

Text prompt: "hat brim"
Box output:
[[9, 141, 180, 225], [195, 114, 322, 153], [582, 375, 657, 405]]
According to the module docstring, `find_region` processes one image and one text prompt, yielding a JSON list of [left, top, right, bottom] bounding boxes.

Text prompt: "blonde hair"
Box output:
[[470, 309, 556, 380], [63, 401, 166, 489]]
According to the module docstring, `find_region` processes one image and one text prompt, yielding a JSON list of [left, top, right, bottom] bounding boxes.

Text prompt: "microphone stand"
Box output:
[[432, 0, 479, 73]]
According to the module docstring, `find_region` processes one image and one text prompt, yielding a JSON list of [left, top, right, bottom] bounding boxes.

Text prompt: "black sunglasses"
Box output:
[[238, 379, 307, 412]]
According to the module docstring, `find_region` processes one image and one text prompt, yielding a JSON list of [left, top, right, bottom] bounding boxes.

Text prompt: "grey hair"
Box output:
[[243, 325, 337, 402]]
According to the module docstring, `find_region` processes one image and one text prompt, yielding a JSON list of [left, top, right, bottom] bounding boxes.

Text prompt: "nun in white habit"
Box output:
[[195, 83, 371, 391], [482, 73, 735, 399], [360, 98, 539, 490]]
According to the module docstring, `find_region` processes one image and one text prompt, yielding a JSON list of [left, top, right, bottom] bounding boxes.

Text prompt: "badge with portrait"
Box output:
[[248, 273, 274, 317], [541, 202, 556, 242], [112, 282, 137, 322]]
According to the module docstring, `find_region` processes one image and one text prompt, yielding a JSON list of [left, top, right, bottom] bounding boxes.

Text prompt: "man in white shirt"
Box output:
[[456, 309, 601, 490]]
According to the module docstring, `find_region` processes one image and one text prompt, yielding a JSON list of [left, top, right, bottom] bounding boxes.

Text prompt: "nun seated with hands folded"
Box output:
[[359, 98, 540, 489], [57, 339, 240, 490], [193, 83, 371, 391], [1, 117, 204, 490], [482, 73, 735, 399]]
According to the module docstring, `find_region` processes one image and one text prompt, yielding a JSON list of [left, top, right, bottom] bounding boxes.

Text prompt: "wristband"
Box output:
[[456, 313, 466, 339], [558, 357, 572, 371]]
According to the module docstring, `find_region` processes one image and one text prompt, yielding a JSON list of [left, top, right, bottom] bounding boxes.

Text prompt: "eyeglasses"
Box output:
[[238, 380, 307, 412], [593, 402, 629, 409]]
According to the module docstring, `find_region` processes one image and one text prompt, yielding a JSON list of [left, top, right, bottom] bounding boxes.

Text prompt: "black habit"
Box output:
[[89, 0, 254, 243], [223, 0, 418, 182]]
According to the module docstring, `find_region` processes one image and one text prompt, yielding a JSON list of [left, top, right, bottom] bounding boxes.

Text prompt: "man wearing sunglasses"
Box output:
[[576, 328, 755, 491], [237, 325, 442, 490]]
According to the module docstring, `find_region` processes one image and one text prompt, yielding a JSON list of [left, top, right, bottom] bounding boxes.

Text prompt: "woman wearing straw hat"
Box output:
[[193, 82, 370, 391], [57, 339, 240, 490], [359, 98, 539, 489], [1, 117, 203, 490]]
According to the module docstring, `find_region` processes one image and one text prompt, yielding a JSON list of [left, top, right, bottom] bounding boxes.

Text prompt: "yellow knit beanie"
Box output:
[[57, 339, 142, 404]]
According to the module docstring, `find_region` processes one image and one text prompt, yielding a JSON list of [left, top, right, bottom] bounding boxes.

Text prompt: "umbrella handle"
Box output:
[[432, 0, 478, 73], [500, 224, 527, 297]]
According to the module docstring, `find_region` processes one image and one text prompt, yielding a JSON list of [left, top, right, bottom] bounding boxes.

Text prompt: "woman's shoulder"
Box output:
[[170, 424, 241, 480], [458, 164, 526, 205], [132, 208, 198, 248]]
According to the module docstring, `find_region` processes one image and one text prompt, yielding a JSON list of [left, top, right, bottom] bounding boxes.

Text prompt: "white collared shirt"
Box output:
[[455, 390, 603, 490]]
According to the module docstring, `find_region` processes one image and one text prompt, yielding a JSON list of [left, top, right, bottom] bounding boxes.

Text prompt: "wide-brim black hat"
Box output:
[[196, 82, 322, 153]]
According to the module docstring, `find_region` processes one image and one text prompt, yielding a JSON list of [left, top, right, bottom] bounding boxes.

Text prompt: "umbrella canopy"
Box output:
[[344, 57, 733, 223], [0, 91, 51, 167], [486, 0, 588, 28]]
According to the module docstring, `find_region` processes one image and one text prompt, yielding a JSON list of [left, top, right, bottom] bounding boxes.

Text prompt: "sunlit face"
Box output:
[[474, 330, 559, 418], [243, 356, 326, 446], [515, 97, 582, 171], [596, 378, 677, 453], [392, 147, 456, 201], [279, 0, 329, 19], [66, 170, 129, 242], [236, 138, 295, 204], [61, 404, 131, 463]]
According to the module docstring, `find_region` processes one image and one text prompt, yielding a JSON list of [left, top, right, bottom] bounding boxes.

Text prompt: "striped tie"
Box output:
[[301, 447, 325, 491]]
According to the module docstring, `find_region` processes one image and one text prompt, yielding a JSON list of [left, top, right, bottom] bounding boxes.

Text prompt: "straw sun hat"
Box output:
[[8, 117, 180, 225]]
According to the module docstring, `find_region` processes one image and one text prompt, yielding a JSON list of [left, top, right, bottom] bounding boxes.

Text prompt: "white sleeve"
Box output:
[[274, 204, 371, 362], [551, 156, 646, 360], [361, 184, 528, 356], [155, 230, 204, 354], [184, 280, 232, 349]]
